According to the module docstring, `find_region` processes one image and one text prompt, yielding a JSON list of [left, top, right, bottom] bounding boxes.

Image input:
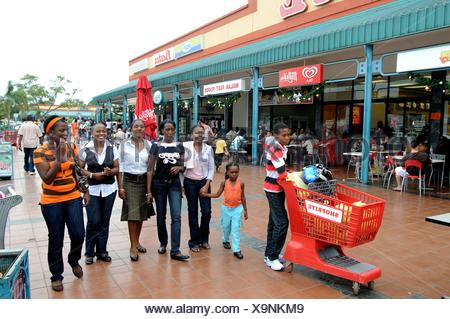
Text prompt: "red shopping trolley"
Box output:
[[278, 178, 385, 295]]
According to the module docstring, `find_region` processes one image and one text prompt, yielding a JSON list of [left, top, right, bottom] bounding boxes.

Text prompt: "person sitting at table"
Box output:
[[435, 136, 450, 185], [392, 139, 431, 191]]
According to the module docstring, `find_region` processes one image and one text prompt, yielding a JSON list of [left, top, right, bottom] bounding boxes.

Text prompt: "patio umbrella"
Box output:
[[135, 75, 157, 141]]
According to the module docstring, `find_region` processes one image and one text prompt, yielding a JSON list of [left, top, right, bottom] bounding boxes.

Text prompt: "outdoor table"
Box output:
[[343, 152, 363, 181], [425, 212, 450, 299]]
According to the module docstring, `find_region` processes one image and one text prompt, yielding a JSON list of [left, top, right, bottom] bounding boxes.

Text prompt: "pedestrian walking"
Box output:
[[18, 115, 43, 175], [118, 119, 153, 262], [183, 125, 215, 252], [78, 123, 119, 265], [146, 119, 189, 261], [263, 122, 290, 271], [33, 115, 88, 292], [214, 135, 228, 171], [200, 162, 248, 259]]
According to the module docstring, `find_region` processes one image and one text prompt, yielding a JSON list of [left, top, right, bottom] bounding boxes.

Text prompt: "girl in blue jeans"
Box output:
[[201, 163, 248, 259]]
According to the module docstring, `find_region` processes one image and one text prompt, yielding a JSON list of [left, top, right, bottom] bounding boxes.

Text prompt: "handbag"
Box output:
[[68, 144, 90, 193], [147, 202, 156, 217]]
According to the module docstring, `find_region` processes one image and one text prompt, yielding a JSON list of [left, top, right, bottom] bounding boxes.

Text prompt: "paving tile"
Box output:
[[3, 155, 450, 299]]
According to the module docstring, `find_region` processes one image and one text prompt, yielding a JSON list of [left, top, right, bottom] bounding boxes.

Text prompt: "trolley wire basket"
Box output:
[[288, 180, 385, 248]]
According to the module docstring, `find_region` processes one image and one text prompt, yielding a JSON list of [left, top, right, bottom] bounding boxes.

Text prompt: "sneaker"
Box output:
[[233, 251, 244, 259], [29, 171, 36, 175], [266, 258, 284, 271], [85, 256, 94, 265], [264, 256, 270, 266]]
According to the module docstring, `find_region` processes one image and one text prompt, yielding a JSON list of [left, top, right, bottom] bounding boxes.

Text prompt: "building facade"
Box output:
[[93, 0, 450, 179]]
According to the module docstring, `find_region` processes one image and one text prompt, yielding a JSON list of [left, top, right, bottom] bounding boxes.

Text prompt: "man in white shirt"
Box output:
[[18, 115, 43, 175]]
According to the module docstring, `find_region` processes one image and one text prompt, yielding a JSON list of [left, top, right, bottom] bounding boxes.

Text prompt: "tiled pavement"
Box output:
[[1, 149, 450, 299]]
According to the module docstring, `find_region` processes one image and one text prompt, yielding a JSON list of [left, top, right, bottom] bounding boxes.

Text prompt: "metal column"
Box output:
[[361, 44, 373, 184], [252, 67, 260, 165], [122, 95, 127, 129], [173, 84, 179, 141], [95, 102, 100, 122], [108, 99, 113, 121], [193, 80, 199, 127]]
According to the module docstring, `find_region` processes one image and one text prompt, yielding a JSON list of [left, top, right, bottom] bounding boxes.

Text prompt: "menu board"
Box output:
[[0, 143, 13, 178]]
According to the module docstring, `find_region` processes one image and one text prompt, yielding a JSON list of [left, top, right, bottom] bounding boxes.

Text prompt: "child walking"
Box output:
[[201, 163, 248, 259]]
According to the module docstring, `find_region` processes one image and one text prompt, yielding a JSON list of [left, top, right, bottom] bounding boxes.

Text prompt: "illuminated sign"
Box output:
[[153, 48, 175, 66], [396, 44, 450, 72], [279, 0, 332, 19], [130, 59, 149, 74], [279, 64, 323, 87], [203, 79, 244, 95], [174, 35, 204, 59]]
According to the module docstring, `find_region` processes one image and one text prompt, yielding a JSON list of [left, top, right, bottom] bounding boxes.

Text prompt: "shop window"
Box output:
[[389, 74, 431, 98], [387, 102, 404, 139], [353, 77, 388, 100], [323, 104, 350, 139], [324, 81, 352, 101], [404, 101, 430, 144], [370, 103, 387, 132]]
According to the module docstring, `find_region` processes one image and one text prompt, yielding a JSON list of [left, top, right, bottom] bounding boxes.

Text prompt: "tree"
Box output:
[[16, 74, 49, 105], [1, 74, 85, 120], [60, 98, 86, 108], [48, 75, 71, 105]]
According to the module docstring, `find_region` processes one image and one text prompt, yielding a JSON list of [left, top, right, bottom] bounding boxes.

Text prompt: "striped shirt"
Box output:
[[33, 142, 81, 205], [263, 141, 287, 193]]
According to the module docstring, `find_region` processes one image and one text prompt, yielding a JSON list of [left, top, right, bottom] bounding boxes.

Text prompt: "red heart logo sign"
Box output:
[[302, 67, 318, 79]]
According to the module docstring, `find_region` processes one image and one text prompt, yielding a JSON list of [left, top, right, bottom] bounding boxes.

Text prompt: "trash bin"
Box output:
[[0, 185, 23, 249], [0, 249, 30, 299], [0, 142, 14, 180]]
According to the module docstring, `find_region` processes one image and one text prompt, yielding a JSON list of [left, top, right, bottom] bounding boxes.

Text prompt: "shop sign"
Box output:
[[203, 79, 244, 96], [153, 90, 164, 105], [430, 112, 441, 120], [174, 35, 204, 59], [352, 107, 361, 125], [279, 0, 332, 19], [153, 48, 175, 66], [279, 64, 323, 87], [305, 200, 343, 223], [130, 59, 149, 74], [396, 43, 450, 73]]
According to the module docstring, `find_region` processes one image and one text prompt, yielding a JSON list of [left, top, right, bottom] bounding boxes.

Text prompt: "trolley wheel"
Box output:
[[352, 282, 360, 296], [368, 281, 375, 290], [284, 262, 294, 273]]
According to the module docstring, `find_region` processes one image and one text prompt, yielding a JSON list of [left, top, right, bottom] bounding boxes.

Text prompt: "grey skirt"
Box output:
[[120, 175, 150, 221]]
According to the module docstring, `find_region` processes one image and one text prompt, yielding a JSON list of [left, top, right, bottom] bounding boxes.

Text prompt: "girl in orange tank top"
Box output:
[[201, 163, 248, 259]]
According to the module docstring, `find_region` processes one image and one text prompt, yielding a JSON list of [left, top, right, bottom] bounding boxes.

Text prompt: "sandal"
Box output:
[[201, 243, 211, 250], [190, 245, 201, 252], [137, 245, 147, 253], [392, 187, 402, 192]]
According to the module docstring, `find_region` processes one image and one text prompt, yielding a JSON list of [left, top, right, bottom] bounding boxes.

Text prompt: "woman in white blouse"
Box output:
[[183, 125, 215, 252], [118, 119, 152, 261], [79, 123, 119, 265]]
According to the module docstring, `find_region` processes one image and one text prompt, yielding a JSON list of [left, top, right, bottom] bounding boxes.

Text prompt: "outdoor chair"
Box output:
[[401, 160, 426, 196], [428, 153, 446, 189], [382, 155, 397, 189], [0, 185, 23, 249]]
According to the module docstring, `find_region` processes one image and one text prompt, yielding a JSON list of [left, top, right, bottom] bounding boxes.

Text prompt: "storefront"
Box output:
[[92, 0, 450, 178]]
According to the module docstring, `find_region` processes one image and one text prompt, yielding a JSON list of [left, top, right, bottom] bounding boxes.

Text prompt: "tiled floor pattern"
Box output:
[[1, 149, 449, 299]]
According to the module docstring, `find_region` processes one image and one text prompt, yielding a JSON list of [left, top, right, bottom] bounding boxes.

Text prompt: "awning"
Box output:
[[93, 0, 450, 102]]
